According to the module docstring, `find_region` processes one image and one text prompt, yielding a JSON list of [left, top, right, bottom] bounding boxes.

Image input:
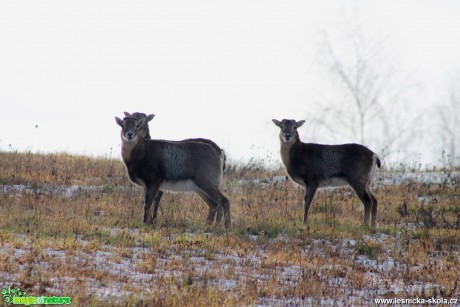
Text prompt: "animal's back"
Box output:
[[147, 140, 222, 181], [295, 143, 377, 187]]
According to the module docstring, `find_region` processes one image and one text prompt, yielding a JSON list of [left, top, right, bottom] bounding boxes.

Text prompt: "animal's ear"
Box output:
[[295, 120, 305, 128], [115, 117, 123, 127], [272, 119, 282, 127], [146, 114, 155, 122], [124, 112, 132, 117]]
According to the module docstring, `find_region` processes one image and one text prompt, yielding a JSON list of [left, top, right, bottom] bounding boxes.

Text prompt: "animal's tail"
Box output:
[[375, 155, 382, 168], [220, 149, 227, 171]]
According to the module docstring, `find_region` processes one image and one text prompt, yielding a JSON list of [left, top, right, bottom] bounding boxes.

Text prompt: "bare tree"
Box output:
[[438, 71, 460, 168], [312, 12, 418, 160]]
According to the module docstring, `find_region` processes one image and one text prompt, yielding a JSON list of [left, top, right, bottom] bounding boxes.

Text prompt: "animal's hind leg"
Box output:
[[350, 183, 373, 226], [221, 195, 231, 229], [197, 186, 231, 229], [211, 189, 231, 229], [369, 191, 378, 227], [196, 190, 219, 225]]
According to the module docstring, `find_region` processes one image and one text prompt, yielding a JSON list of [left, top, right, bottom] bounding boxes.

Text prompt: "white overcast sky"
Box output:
[[1, 1, 459, 165]]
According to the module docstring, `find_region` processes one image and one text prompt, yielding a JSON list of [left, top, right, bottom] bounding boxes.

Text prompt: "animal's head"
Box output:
[[115, 116, 150, 143], [123, 112, 155, 139], [272, 119, 305, 143]]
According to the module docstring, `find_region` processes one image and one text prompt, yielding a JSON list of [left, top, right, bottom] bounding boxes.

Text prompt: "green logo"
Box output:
[[1, 286, 26, 304], [1, 286, 71, 305]]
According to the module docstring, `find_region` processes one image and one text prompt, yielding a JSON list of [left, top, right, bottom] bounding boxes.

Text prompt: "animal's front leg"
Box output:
[[152, 190, 164, 222], [144, 185, 159, 224], [303, 185, 318, 224]]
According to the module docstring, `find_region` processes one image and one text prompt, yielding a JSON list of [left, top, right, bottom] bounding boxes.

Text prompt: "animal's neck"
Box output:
[[280, 134, 300, 167], [121, 138, 145, 163]]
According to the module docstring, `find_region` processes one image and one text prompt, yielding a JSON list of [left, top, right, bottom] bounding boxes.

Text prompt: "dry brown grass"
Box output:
[[0, 150, 459, 306]]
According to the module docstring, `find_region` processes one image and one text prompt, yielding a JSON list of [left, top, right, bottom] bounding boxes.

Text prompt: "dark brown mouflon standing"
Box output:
[[123, 111, 227, 223], [273, 119, 381, 227], [116, 115, 231, 229]]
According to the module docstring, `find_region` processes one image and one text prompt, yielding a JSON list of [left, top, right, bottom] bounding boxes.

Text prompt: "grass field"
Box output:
[[0, 151, 459, 306]]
